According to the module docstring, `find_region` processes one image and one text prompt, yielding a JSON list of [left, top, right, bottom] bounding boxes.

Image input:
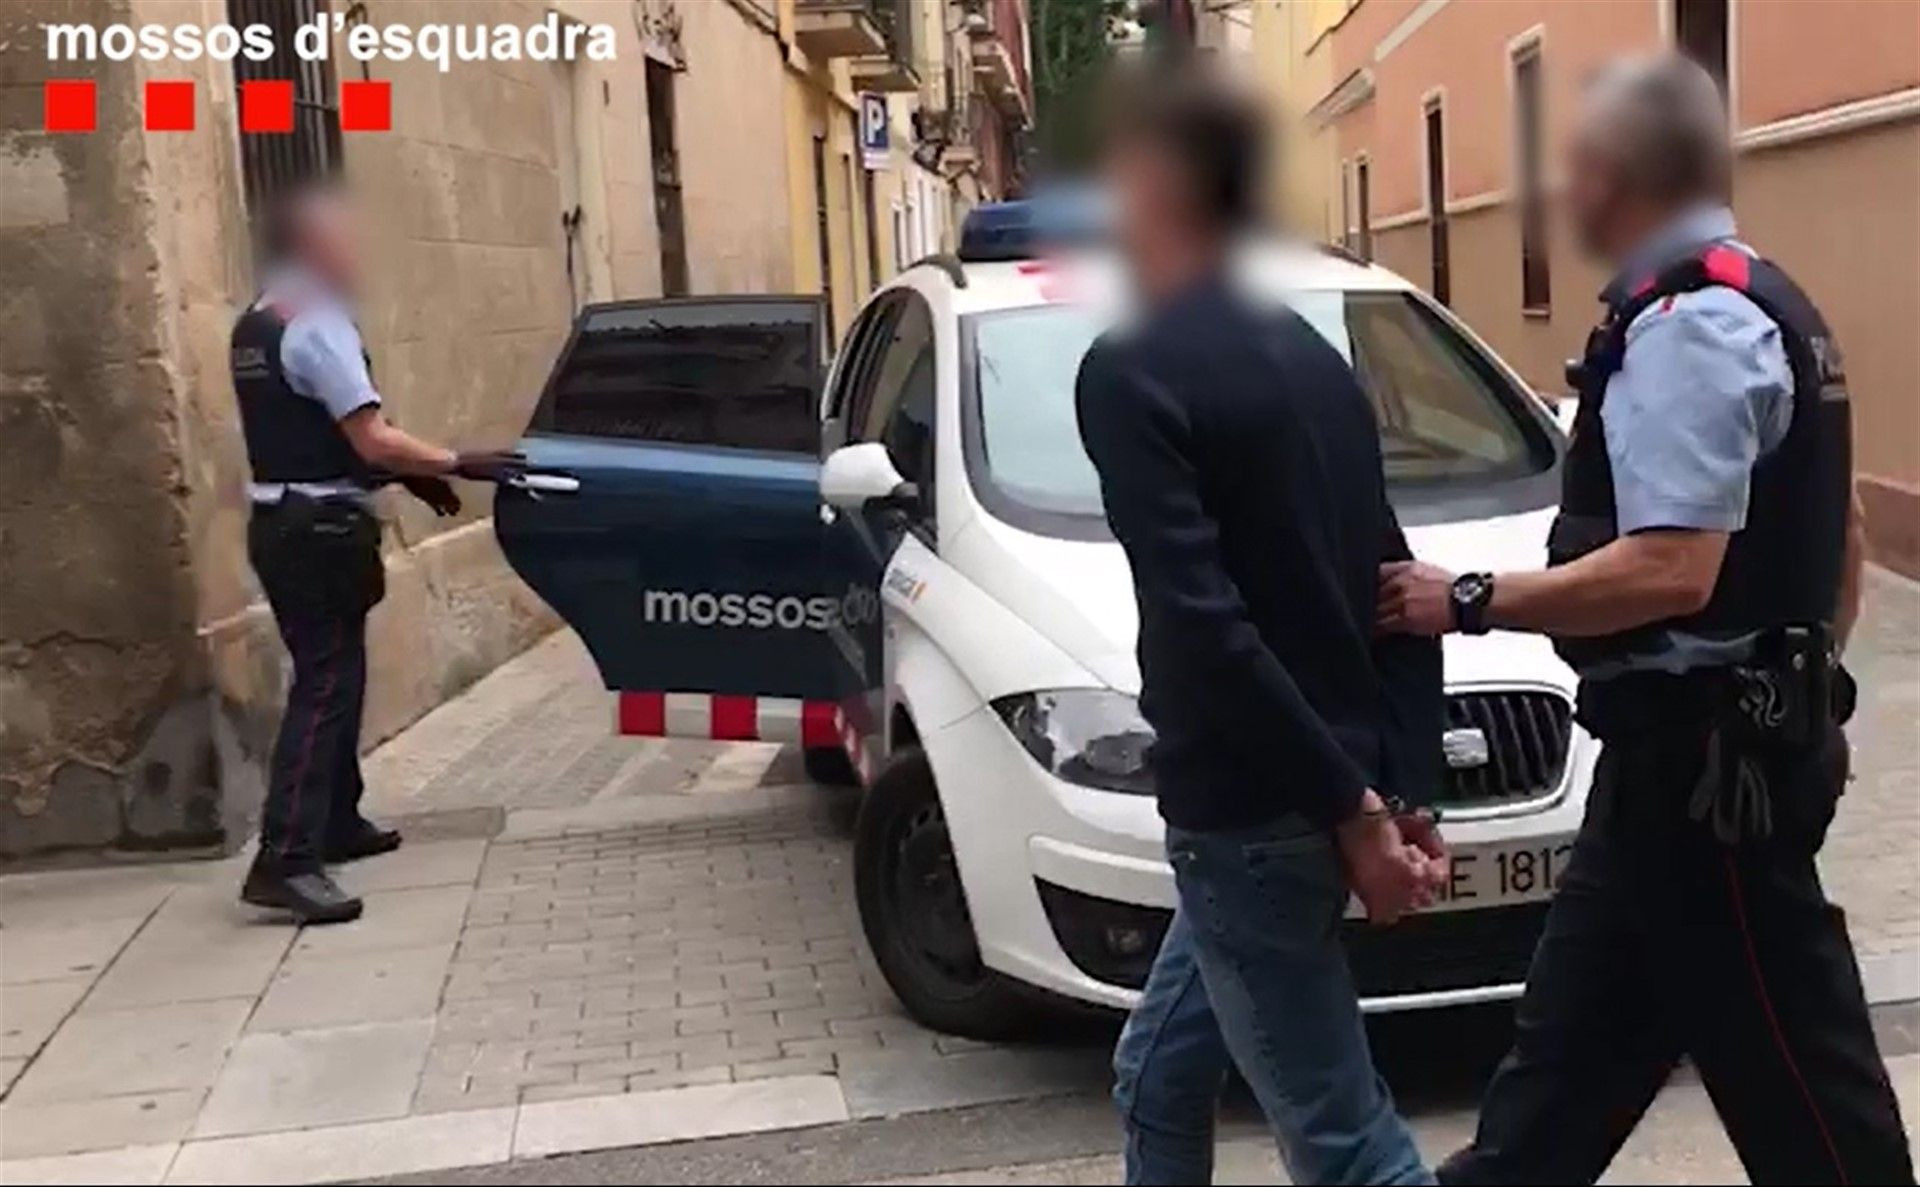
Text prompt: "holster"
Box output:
[[1689, 625, 1852, 845], [249, 495, 385, 618]]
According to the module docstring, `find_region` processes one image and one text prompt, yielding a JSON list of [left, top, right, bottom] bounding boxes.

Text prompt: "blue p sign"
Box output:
[[860, 93, 889, 170]]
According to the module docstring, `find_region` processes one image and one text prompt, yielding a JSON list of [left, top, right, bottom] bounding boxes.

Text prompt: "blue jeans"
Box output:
[[1113, 817, 1432, 1185]]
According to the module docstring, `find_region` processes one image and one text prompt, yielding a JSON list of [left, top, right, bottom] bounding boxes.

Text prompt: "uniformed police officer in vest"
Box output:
[[1378, 53, 1911, 1184], [232, 183, 522, 924]]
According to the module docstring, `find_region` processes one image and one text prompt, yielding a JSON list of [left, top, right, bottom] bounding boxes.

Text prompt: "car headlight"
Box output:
[[990, 689, 1155, 795]]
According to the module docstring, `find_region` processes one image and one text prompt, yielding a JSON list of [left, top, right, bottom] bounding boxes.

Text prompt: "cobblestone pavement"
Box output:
[[2, 571, 1915, 1183]]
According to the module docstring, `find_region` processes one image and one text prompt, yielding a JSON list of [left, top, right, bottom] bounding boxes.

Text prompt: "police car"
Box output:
[[495, 206, 1594, 1037]]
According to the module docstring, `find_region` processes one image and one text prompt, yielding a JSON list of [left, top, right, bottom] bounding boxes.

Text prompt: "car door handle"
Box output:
[[502, 472, 580, 499]]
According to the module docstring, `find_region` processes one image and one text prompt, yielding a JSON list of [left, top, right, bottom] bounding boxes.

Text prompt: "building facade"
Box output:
[[0, 0, 1030, 859], [1236, 0, 1917, 575]]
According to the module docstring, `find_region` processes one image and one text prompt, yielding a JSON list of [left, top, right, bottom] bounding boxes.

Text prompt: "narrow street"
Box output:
[[3, 569, 1916, 1184]]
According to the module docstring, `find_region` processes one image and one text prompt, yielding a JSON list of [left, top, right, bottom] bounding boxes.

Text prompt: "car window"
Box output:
[[827, 300, 888, 425], [537, 299, 820, 453], [858, 294, 936, 491], [1290, 292, 1539, 482], [839, 298, 901, 442], [965, 290, 1552, 532], [974, 304, 1104, 515]]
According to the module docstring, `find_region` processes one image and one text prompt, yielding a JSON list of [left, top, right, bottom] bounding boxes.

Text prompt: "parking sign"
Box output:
[[859, 92, 888, 171]]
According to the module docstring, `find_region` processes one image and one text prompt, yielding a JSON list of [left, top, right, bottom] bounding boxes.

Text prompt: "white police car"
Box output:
[[496, 210, 1594, 1037]]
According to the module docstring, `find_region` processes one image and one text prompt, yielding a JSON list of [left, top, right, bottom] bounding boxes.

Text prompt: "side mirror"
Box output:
[[1549, 396, 1578, 435], [821, 442, 916, 511]]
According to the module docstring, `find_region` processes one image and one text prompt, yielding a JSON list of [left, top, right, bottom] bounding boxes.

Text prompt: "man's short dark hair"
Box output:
[[1106, 62, 1268, 232]]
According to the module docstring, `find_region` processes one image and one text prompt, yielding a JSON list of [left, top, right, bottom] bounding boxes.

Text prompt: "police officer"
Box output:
[[1378, 53, 1911, 1184], [233, 183, 520, 924]]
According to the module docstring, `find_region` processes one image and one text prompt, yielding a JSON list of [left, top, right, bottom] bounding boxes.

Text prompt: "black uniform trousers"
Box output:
[[247, 496, 383, 872], [1439, 698, 1912, 1185]]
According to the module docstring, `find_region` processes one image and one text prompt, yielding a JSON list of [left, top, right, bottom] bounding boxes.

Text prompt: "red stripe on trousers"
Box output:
[[279, 617, 345, 857], [1723, 850, 1850, 1184], [709, 695, 759, 741], [618, 691, 666, 735]]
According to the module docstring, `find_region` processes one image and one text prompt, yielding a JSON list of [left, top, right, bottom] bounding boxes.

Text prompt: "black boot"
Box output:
[[241, 858, 364, 924], [324, 821, 403, 864]]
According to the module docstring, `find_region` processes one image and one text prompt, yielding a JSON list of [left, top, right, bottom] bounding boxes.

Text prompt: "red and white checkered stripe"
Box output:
[[615, 692, 879, 784], [616, 692, 841, 745]]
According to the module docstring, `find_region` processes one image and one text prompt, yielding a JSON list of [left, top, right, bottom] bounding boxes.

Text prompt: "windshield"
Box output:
[[968, 291, 1553, 528]]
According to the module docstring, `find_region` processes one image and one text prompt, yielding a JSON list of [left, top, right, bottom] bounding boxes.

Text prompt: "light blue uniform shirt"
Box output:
[[1584, 205, 1795, 679], [247, 267, 382, 505]]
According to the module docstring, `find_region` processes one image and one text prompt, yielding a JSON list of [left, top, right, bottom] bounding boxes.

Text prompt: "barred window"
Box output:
[[229, 0, 344, 235]]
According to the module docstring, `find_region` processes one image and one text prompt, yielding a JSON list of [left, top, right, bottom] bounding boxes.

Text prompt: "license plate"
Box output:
[[1343, 834, 1575, 918], [1428, 835, 1574, 913]]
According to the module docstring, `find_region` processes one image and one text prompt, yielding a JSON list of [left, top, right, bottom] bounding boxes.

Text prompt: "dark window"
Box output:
[[646, 60, 689, 297], [1340, 159, 1353, 252], [229, 0, 342, 241], [812, 134, 835, 342], [852, 111, 882, 290], [1514, 46, 1550, 312], [1355, 157, 1373, 262], [536, 299, 822, 453], [1675, 0, 1730, 98], [1425, 101, 1450, 306], [862, 168, 883, 290]]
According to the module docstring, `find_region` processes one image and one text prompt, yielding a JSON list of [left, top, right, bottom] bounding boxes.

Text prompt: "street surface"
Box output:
[[1, 568, 1915, 1183]]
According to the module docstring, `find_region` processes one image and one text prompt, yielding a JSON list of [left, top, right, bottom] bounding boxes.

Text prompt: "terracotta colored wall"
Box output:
[[1306, 0, 1920, 574], [1334, 0, 1659, 218], [1737, 0, 1920, 128], [1737, 118, 1920, 572]]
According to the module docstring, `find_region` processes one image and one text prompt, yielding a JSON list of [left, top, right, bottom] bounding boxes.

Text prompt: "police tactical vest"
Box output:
[[1547, 245, 1851, 671], [230, 298, 373, 486]]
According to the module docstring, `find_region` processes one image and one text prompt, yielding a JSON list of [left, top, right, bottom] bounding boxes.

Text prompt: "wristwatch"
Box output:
[[1451, 572, 1495, 635]]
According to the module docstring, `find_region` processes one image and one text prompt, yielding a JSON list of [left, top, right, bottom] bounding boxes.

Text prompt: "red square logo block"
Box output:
[[241, 80, 294, 133], [340, 80, 391, 132], [145, 80, 194, 132], [43, 80, 96, 133]]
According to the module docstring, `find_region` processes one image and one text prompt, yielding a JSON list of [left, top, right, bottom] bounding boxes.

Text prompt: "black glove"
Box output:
[[401, 475, 462, 517], [451, 450, 527, 484]]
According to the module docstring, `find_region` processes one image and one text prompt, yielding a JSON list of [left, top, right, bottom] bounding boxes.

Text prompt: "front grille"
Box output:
[[1439, 690, 1573, 807], [1343, 902, 1549, 998]]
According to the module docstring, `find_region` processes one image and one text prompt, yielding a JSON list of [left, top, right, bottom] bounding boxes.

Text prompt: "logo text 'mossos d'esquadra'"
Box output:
[[642, 588, 878, 633]]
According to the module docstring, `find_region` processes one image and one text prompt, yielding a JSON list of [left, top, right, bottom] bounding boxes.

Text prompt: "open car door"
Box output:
[[495, 296, 843, 748]]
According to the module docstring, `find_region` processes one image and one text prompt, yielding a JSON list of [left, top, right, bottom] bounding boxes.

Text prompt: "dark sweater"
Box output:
[[1075, 276, 1440, 832]]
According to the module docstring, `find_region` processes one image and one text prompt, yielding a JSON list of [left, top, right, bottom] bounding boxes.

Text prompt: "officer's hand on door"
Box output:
[[451, 450, 527, 484], [401, 476, 462, 517]]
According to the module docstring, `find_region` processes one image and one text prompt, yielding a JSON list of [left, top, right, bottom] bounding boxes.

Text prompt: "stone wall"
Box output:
[[0, 0, 225, 854], [2, 0, 804, 860]]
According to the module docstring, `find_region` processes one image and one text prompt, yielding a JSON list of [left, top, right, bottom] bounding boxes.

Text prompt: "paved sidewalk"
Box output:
[[2, 570, 1916, 1184], [0, 635, 1103, 1185]]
